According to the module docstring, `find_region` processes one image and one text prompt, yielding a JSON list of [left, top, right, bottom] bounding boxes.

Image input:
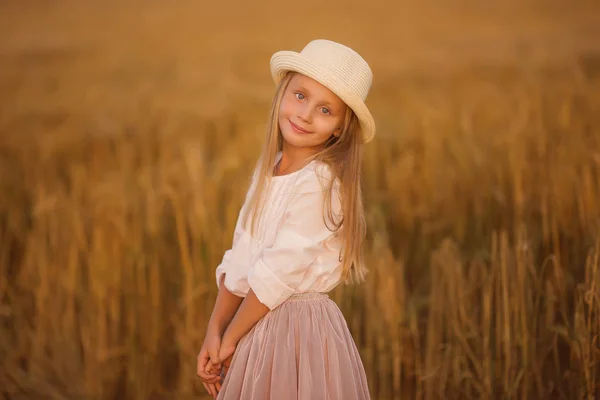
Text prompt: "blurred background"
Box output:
[[1, 0, 599, 399]]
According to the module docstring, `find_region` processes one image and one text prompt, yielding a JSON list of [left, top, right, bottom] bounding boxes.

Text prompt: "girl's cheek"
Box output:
[[279, 100, 290, 115]]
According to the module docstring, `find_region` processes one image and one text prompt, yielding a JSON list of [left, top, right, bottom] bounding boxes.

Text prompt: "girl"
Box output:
[[197, 39, 375, 399]]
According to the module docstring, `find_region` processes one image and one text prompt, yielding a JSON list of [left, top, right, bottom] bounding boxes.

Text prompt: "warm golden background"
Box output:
[[1, 0, 600, 399]]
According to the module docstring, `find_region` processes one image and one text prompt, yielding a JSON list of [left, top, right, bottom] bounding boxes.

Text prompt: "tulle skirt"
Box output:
[[217, 292, 371, 400]]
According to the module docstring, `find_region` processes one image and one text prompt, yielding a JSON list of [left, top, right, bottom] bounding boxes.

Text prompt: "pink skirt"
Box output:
[[217, 292, 371, 400]]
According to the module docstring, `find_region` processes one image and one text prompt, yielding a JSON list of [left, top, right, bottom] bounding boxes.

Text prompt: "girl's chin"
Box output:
[[281, 132, 311, 146]]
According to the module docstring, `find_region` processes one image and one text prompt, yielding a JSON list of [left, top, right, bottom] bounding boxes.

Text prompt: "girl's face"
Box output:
[[278, 73, 346, 151]]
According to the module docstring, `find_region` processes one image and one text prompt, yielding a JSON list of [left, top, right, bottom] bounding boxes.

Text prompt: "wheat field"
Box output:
[[1, 1, 600, 399]]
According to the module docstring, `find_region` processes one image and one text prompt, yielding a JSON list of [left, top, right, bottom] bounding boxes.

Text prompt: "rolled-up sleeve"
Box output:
[[215, 209, 244, 289], [215, 165, 261, 290], [247, 174, 341, 310]]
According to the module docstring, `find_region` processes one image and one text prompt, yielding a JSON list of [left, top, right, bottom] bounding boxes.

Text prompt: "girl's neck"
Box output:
[[275, 143, 319, 177]]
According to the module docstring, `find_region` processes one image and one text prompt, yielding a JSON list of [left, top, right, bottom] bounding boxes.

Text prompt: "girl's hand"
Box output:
[[204, 341, 235, 397], [221, 350, 234, 381], [218, 341, 237, 370], [197, 349, 218, 398], [197, 334, 223, 397]]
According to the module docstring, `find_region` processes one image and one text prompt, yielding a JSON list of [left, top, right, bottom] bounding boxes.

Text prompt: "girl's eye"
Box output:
[[295, 93, 305, 100], [321, 107, 330, 115]]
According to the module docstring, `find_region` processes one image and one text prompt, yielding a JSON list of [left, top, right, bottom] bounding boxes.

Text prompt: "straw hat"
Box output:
[[270, 39, 376, 143]]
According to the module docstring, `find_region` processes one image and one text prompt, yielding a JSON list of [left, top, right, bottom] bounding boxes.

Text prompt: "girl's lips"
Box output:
[[289, 119, 311, 134]]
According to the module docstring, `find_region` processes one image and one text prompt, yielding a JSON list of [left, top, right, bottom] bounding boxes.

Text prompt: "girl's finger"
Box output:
[[205, 364, 221, 377], [209, 383, 218, 398], [198, 355, 221, 382], [198, 369, 220, 382], [197, 349, 210, 377], [202, 382, 212, 396], [199, 375, 221, 384], [202, 381, 218, 398]]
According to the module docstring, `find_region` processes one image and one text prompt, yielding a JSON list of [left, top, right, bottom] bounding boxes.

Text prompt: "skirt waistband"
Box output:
[[287, 292, 329, 301]]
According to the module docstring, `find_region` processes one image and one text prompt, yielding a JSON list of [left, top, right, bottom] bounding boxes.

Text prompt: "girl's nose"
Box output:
[[297, 104, 312, 123]]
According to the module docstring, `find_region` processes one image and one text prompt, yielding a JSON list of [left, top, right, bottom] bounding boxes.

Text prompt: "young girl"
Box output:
[[196, 39, 375, 399]]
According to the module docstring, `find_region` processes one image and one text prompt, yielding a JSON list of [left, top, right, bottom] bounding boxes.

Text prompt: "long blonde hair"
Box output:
[[242, 71, 367, 283]]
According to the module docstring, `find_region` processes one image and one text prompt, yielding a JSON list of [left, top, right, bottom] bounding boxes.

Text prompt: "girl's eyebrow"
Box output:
[[295, 85, 311, 96], [296, 85, 336, 108]]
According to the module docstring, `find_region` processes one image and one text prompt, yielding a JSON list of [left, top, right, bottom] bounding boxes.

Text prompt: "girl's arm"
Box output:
[[220, 289, 270, 347], [206, 275, 244, 337], [198, 275, 244, 380], [198, 275, 244, 384]]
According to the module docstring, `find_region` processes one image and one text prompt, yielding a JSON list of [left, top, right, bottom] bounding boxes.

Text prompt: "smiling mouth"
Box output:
[[289, 119, 311, 134]]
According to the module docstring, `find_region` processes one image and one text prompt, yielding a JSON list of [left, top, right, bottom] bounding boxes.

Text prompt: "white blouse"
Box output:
[[215, 155, 344, 310]]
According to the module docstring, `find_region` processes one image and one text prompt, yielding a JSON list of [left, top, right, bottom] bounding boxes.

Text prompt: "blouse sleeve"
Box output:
[[247, 167, 342, 310], [215, 162, 260, 289], [215, 208, 244, 289]]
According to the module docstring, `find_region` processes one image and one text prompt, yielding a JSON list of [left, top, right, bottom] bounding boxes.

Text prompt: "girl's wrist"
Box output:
[[206, 318, 227, 338], [221, 330, 237, 348]]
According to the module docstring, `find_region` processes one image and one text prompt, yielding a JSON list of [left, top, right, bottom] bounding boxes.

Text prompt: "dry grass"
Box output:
[[1, 1, 600, 399]]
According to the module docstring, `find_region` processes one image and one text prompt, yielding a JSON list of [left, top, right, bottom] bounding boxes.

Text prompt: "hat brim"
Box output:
[[270, 50, 376, 143]]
